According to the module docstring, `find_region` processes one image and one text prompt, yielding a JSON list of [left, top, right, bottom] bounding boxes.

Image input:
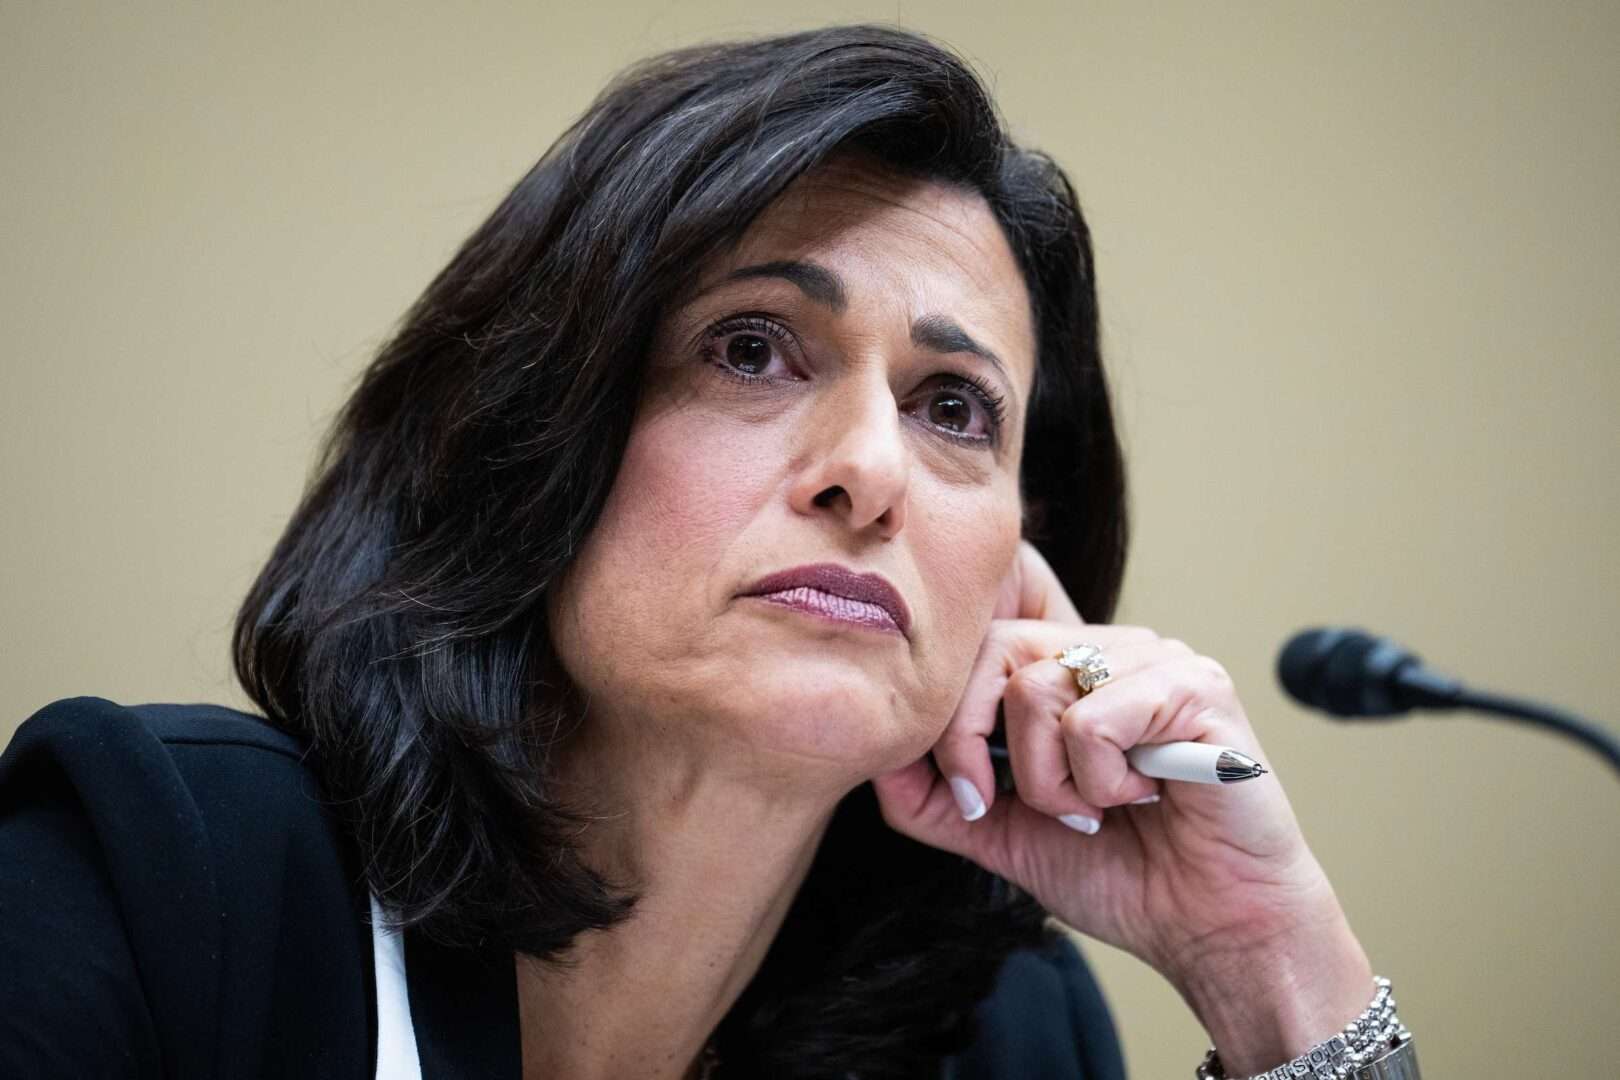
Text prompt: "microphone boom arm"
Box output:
[[1446, 685, 1620, 780], [1279, 626, 1620, 782]]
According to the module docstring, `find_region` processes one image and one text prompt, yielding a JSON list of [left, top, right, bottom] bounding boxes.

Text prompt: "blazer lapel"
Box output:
[[404, 925, 523, 1079]]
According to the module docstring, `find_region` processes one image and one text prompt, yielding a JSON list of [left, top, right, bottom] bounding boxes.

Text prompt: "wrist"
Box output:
[[1169, 911, 1373, 1076]]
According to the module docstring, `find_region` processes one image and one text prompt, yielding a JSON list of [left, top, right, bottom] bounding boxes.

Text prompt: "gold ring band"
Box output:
[[1054, 643, 1112, 696]]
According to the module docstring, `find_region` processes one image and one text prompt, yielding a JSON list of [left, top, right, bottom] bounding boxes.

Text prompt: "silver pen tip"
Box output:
[[1215, 750, 1269, 782]]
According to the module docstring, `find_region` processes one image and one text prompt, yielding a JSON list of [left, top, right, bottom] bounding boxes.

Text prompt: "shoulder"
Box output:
[[2, 694, 326, 836], [6, 693, 310, 767], [1, 694, 365, 936], [0, 696, 377, 1078]]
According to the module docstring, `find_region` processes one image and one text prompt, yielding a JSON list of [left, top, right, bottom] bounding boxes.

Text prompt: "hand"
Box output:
[[871, 541, 1373, 1073]]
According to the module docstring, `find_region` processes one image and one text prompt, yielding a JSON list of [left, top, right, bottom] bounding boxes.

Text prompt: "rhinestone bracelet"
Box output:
[[1194, 976, 1414, 1080]]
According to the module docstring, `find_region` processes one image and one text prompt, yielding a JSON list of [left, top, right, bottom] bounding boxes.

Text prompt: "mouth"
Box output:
[[738, 563, 912, 638]]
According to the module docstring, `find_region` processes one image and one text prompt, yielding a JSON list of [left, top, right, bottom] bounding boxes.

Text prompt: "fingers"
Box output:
[[993, 540, 1086, 624], [1001, 651, 1164, 820], [939, 626, 1253, 831], [936, 535, 1250, 835], [930, 618, 1088, 818], [1056, 660, 1231, 809], [1055, 651, 1245, 810], [1000, 659, 1113, 821], [931, 623, 1167, 822]]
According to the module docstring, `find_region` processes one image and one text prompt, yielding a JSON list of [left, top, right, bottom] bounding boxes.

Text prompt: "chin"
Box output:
[[697, 665, 926, 766]]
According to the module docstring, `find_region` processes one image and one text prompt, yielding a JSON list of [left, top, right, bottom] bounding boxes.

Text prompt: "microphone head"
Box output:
[[1277, 626, 1424, 717]]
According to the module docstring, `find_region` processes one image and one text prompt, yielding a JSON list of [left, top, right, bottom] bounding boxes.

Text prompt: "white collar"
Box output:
[[370, 893, 424, 1080]]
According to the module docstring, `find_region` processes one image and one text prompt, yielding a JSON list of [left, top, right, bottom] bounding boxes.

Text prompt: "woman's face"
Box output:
[[549, 156, 1038, 786]]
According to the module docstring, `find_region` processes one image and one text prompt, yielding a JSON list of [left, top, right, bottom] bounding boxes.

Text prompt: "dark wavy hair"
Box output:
[[232, 22, 1127, 1079]]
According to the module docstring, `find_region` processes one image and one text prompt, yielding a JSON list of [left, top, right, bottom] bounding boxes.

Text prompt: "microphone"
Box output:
[[1277, 626, 1620, 779], [1276, 627, 1462, 717]]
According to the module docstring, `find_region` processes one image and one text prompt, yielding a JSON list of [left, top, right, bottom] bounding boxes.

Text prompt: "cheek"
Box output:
[[549, 406, 774, 682], [600, 417, 763, 567], [908, 486, 1022, 709]]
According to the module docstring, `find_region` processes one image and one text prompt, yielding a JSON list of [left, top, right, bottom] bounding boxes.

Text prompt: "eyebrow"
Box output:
[[704, 259, 1014, 391]]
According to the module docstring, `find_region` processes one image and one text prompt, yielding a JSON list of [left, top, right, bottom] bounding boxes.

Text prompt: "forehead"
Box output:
[[691, 157, 1038, 389], [748, 157, 1003, 258]]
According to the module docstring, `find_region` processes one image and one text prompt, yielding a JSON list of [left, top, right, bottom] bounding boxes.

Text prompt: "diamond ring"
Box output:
[[1054, 643, 1112, 696]]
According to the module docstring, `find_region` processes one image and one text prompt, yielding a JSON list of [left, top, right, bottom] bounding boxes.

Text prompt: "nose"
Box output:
[[788, 371, 910, 539]]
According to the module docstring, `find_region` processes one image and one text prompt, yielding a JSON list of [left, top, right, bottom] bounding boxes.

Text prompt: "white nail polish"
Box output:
[[1129, 794, 1161, 805], [1059, 813, 1101, 834], [948, 776, 986, 821]]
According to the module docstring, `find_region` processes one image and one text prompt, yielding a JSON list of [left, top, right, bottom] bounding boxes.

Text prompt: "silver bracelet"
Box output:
[[1194, 975, 1420, 1080]]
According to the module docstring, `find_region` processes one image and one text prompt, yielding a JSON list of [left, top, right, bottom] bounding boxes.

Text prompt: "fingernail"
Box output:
[[1059, 813, 1101, 834], [1129, 794, 1161, 805], [948, 776, 986, 821]]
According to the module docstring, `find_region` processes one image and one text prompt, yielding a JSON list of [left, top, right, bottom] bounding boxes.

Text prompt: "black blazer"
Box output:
[[0, 696, 1127, 1079]]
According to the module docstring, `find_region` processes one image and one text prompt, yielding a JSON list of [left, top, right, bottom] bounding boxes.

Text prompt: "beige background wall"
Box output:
[[4, 2, 1616, 1075]]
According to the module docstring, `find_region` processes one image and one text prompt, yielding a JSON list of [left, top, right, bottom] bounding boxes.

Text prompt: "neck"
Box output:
[[516, 710, 848, 1080]]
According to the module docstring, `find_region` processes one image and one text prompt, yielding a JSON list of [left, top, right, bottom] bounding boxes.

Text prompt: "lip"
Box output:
[[739, 563, 912, 638]]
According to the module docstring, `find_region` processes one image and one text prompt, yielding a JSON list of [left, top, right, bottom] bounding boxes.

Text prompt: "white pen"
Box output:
[[1125, 741, 1268, 785]]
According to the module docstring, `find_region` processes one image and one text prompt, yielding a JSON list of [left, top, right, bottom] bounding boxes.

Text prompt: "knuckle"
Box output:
[[1058, 708, 1108, 746], [1058, 708, 1092, 740], [1161, 637, 1195, 658], [1016, 784, 1066, 816], [1003, 666, 1054, 713], [1197, 655, 1233, 689]]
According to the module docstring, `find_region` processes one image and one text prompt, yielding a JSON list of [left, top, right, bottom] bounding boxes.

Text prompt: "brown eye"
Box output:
[[905, 374, 1004, 446], [928, 390, 976, 433], [699, 314, 799, 382], [725, 334, 775, 375]]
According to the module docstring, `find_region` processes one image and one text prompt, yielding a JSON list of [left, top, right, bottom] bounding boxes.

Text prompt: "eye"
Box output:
[[692, 314, 1008, 446], [698, 314, 799, 381], [905, 374, 1007, 446]]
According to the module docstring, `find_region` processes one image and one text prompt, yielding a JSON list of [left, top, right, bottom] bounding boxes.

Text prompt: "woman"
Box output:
[[0, 23, 1417, 1080]]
